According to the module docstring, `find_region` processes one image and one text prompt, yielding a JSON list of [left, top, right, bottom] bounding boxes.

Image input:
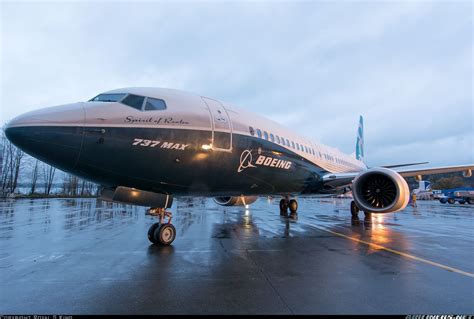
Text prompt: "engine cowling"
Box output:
[[213, 196, 258, 206], [352, 167, 410, 214]]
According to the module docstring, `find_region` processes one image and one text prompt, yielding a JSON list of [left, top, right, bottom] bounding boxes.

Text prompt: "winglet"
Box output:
[[356, 115, 364, 161]]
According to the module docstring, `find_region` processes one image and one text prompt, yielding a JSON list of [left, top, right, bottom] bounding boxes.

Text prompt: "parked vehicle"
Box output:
[[439, 190, 474, 204], [432, 190, 444, 199]]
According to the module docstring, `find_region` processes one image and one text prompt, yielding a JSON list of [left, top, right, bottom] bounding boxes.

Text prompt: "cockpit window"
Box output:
[[144, 97, 167, 111], [89, 93, 126, 102], [122, 94, 145, 110]]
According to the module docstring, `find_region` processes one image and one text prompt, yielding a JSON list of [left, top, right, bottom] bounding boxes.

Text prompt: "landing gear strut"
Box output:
[[280, 197, 298, 219], [289, 199, 298, 219], [350, 200, 359, 217], [147, 207, 176, 245], [350, 201, 371, 218], [279, 198, 289, 217]]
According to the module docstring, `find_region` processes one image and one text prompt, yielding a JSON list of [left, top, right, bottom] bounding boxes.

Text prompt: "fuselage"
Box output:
[[5, 87, 366, 196]]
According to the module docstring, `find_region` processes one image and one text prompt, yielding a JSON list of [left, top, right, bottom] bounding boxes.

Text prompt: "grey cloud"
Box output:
[[1, 1, 472, 167]]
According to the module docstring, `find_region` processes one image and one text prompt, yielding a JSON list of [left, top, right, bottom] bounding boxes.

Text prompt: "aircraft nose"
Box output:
[[5, 103, 85, 172]]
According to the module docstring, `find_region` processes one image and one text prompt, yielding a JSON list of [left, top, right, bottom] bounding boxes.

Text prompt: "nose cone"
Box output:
[[5, 103, 85, 172]]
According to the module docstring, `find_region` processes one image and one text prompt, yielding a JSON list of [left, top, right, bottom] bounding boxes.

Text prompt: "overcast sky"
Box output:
[[1, 0, 472, 167]]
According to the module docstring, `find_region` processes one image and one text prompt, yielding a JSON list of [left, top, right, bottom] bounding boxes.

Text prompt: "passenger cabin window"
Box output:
[[144, 97, 166, 111], [263, 131, 269, 140], [122, 94, 145, 110], [249, 126, 255, 136], [270, 133, 275, 142], [257, 129, 262, 138], [276, 135, 281, 144], [89, 93, 126, 102], [291, 141, 295, 149]]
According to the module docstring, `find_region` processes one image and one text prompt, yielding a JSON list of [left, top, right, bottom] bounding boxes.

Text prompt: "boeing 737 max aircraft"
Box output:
[[5, 87, 473, 245]]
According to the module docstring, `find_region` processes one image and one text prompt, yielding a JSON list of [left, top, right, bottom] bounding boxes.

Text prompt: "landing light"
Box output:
[[201, 144, 212, 151], [194, 153, 209, 161]]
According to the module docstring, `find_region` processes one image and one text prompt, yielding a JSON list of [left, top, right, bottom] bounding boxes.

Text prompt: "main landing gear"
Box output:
[[280, 197, 298, 219], [147, 207, 176, 245], [350, 200, 371, 218]]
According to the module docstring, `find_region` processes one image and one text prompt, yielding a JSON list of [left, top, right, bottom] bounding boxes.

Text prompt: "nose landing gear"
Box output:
[[147, 208, 176, 245]]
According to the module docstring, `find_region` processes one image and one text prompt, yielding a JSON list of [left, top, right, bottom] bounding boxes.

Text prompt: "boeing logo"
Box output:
[[238, 150, 292, 173], [237, 149, 256, 173]]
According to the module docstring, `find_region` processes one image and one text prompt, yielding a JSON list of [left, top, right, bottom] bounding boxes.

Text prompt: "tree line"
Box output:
[[406, 172, 474, 190]]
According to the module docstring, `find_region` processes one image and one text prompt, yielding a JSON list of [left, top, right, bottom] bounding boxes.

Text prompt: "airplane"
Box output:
[[5, 87, 473, 245]]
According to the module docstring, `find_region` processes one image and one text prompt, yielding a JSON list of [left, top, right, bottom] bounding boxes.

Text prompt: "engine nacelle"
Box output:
[[214, 196, 258, 206], [352, 167, 410, 214]]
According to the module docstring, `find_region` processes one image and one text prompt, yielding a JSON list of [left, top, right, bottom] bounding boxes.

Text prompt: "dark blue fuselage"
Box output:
[[6, 125, 328, 196]]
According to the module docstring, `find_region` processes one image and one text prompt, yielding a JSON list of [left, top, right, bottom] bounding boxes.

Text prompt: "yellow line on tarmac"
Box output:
[[318, 227, 474, 278]]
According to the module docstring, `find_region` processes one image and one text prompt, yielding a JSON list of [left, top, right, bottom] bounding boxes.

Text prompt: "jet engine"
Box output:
[[214, 196, 258, 206], [352, 167, 410, 214]]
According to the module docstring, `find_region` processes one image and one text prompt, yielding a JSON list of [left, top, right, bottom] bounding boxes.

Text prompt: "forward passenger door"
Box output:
[[202, 97, 232, 151]]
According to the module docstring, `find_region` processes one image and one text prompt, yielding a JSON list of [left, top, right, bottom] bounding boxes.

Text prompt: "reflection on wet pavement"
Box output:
[[0, 197, 473, 314]]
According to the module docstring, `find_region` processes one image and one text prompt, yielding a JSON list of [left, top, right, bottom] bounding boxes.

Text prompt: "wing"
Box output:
[[322, 164, 474, 188], [381, 162, 429, 168], [395, 164, 474, 178]]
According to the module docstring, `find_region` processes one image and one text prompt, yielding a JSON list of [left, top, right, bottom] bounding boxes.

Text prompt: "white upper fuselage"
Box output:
[[7, 87, 367, 176], [100, 87, 368, 174]]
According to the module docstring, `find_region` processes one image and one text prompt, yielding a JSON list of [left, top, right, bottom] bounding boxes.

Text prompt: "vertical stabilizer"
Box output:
[[356, 115, 364, 161]]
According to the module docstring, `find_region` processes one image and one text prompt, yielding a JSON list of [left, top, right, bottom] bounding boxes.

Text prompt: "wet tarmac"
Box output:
[[0, 197, 473, 314]]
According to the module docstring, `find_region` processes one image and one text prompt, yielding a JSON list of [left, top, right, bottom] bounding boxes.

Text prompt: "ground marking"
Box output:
[[316, 226, 474, 278]]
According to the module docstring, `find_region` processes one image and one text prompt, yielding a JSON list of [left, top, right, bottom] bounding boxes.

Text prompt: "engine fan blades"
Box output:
[[362, 176, 397, 208]]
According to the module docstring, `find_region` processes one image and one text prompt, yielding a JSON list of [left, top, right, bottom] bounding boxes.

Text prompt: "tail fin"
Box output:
[[356, 115, 364, 161]]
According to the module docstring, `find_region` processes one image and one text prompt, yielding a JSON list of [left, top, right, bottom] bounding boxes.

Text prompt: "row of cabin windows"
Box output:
[[89, 93, 167, 111], [249, 126, 359, 169], [337, 158, 358, 169], [249, 126, 319, 157]]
